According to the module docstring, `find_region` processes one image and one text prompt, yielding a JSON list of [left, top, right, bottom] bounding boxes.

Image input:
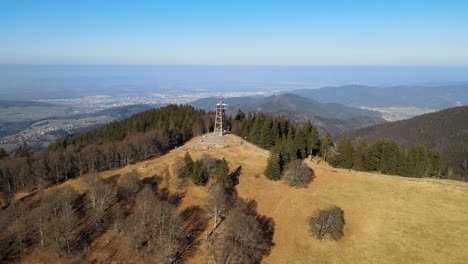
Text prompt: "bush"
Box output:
[[308, 206, 344, 240], [283, 160, 314, 187]]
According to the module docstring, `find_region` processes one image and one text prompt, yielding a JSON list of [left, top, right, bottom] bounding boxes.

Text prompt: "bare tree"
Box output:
[[283, 159, 314, 187], [308, 206, 345, 240], [11, 201, 29, 253], [50, 201, 78, 255], [122, 185, 184, 263], [208, 208, 271, 264], [206, 183, 232, 231], [86, 175, 117, 224], [117, 171, 141, 199]]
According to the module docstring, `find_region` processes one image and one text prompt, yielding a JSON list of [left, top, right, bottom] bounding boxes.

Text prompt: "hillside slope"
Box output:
[[351, 106, 468, 180], [17, 134, 468, 264]]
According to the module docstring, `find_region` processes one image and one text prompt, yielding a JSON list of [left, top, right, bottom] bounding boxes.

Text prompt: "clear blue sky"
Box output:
[[1, 0, 467, 65]]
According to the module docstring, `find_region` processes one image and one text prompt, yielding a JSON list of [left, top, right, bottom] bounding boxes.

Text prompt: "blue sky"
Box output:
[[1, 0, 467, 65]]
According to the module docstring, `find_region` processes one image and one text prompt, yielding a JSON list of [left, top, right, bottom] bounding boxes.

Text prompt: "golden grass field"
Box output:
[[19, 134, 468, 263]]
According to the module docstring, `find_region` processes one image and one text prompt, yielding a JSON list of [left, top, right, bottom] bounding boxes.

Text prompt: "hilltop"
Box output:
[[190, 93, 384, 135], [8, 134, 468, 263]]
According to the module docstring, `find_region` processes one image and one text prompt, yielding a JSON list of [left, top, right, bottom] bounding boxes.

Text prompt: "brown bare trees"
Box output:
[[122, 185, 184, 263], [206, 183, 232, 231], [208, 208, 274, 264], [283, 159, 314, 187], [85, 175, 117, 225], [308, 206, 345, 240]]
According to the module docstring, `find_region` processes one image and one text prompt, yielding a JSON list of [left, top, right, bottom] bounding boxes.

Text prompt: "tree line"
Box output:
[[0, 105, 213, 193], [229, 110, 444, 180], [330, 137, 444, 178]]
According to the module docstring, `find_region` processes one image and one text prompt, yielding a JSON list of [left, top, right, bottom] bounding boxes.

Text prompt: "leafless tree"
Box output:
[[11, 201, 29, 253], [49, 201, 78, 255], [208, 208, 271, 264], [117, 171, 141, 199], [283, 159, 314, 187], [206, 183, 232, 231], [122, 185, 184, 263], [308, 206, 345, 240], [85, 174, 117, 224], [37, 186, 80, 252], [200, 154, 221, 177]]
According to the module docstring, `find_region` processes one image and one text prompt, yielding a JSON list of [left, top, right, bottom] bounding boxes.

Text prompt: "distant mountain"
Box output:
[[189, 94, 385, 135], [291, 84, 468, 109], [350, 106, 468, 180]]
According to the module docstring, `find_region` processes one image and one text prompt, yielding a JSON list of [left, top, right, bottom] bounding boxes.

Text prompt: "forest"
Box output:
[[0, 106, 450, 195], [0, 105, 213, 193], [227, 110, 444, 180]]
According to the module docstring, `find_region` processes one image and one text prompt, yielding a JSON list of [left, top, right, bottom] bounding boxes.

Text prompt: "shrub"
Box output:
[[283, 160, 314, 187], [308, 206, 344, 240]]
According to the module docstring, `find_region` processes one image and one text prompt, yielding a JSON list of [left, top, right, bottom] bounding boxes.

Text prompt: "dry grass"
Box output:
[[18, 134, 468, 263]]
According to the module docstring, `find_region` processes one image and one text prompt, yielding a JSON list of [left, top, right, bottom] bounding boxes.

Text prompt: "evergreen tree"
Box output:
[[14, 143, 32, 158], [264, 152, 282, 180], [378, 140, 399, 174], [364, 144, 380, 171], [307, 126, 320, 156], [353, 139, 368, 171], [330, 137, 354, 169], [319, 132, 333, 162], [234, 109, 246, 121], [0, 148, 8, 160], [216, 158, 231, 187], [430, 152, 443, 177], [183, 151, 194, 174], [406, 144, 430, 177], [259, 116, 274, 148], [191, 160, 208, 186], [396, 150, 408, 176]]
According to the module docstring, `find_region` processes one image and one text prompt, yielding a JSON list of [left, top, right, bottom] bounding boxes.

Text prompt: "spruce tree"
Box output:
[[191, 160, 208, 186], [364, 144, 380, 171], [333, 137, 354, 169], [320, 132, 333, 162], [353, 139, 368, 171], [378, 140, 399, 174], [0, 148, 8, 160], [307, 126, 320, 156], [264, 152, 282, 180], [184, 151, 194, 174]]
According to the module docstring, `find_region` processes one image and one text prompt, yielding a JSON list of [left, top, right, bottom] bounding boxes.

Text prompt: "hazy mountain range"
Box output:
[[290, 84, 468, 109], [189, 93, 385, 135]]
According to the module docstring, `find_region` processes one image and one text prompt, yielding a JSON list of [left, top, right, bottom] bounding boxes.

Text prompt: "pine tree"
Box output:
[[364, 144, 380, 171], [14, 143, 32, 158], [191, 160, 208, 185], [320, 132, 333, 162], [430, 152, 443, 177], [264, 152, 282, 180], [0, 148, 8, 160], [378, 140, 399, 174], [307, 126, 320, 156], [183, 151, 194, 174], [331, 136, 354, 169], [353, 139, 368, 171], [406, 144, 430, 177], [216, 158, 231, 187]]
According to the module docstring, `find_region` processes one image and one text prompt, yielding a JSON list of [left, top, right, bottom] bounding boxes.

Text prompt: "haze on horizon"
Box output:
[[1, 0, 468, 66]]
